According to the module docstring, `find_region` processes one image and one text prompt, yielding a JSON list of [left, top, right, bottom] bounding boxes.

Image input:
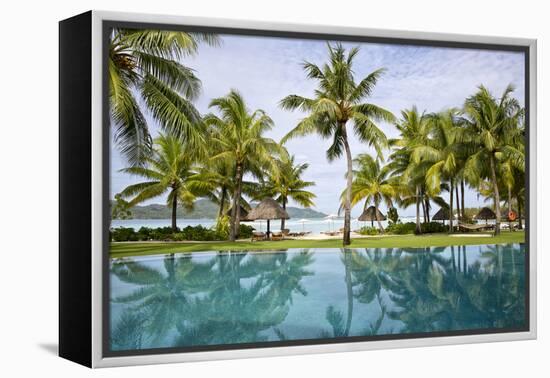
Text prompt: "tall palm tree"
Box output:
[[118, 133, 210, 231], [388, 107, 431, 234], [343, 154, 397, 233], [462, 85, 524, 235], [109, 28, 218, 164], [205, 90, 281, 241], [412, 109, 464, 232], [280, 43, 394, 245], [260, 150, 316, 230]]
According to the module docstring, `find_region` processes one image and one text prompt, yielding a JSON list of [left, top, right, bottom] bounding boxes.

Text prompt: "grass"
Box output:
[[110, 230, 525, 258]]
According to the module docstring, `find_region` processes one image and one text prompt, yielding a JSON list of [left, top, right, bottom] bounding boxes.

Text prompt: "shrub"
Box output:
[[238, 224, 255, 239], [358, 226, 380, 236], [385, 222, 416, 235], [421, 221, 448, 233]]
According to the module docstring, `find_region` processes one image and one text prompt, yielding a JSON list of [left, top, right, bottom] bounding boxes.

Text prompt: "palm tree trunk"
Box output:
[[281, 197, 286, 231], [449, 179, 454, 233], [461, 179, 465, 220], [455, 182, 462, 222], [171, 189, 178, 232], [508, 186, 513, 232], [230, 163, 243, 241], [425, 198, 430, 222], [489, 155, 501, 235], [341, 125, 353, 246], [375, 199, 384, 234], [415, 185, 422, 235], [421, 194, 427, 223], [517, 196, 523, 230], [218, 186, 227, 219]]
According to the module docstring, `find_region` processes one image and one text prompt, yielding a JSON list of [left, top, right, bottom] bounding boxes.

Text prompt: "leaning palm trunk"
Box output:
[[508, 186, 513, 232], [425, 198, 430, 222], [415, 185, 422, 235], [218, 186, 227, 219], [230, 164, 243, 241], [375, 200, 385, 234], [449, 179, 454, 233], [281, 198, 287, 231], [489, 155, 501, 235], [342, 127, 353, 246]]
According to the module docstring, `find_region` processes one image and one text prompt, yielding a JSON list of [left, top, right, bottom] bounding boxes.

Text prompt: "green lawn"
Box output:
[[110, 230, 525, 258]]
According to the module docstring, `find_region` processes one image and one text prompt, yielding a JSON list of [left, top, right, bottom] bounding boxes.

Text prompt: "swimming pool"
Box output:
[[109, 244, 526, 352]]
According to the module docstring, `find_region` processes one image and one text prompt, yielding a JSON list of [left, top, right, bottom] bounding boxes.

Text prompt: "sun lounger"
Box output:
[[458, 223, 494, 232], [271, 232, 284, 241], [251, 231, 266, 241]]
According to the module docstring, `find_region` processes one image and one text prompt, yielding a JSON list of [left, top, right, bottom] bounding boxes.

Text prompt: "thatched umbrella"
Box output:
[[358, 206, 386, 227], [432, 207, 450, 224], [476, 207, 496, 224], [246, 198, 290, 238]]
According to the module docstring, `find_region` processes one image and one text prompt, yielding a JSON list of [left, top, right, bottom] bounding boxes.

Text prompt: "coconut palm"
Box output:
[[462, 85, 524, 235], [118, 133, 211, 231], [260, 150, 316, 230], [387, 107, 432, 234], [411, 109, 464, 232], [342, 154, 397, 233], [109, 28, 218, 164], [205, 90, 281, 240], [280, 43, 394, 245]]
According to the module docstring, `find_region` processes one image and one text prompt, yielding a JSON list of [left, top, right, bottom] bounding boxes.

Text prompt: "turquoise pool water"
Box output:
[[109, 244, 526, 352]]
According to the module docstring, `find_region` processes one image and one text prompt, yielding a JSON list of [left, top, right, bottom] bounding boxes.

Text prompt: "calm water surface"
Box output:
[[109, 244, 526, 352]]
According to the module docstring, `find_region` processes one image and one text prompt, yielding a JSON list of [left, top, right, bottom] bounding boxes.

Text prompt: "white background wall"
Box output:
[[0, 0, 546, 376]]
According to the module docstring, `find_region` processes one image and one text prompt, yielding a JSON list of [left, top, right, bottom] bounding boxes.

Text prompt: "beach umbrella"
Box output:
[[324, 214, 338, 232], [476, 207, 496, 224], [297, 218, 309, 232], [246, 198, 290, 238], [432, 207, 450, 224], [358, 206, 386, 227]]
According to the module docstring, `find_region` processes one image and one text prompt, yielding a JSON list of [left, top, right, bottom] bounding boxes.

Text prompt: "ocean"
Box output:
[[111, 216, 421, 235]]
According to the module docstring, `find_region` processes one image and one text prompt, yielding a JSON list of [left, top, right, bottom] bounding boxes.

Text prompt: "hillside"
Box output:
[[115, 199, 327, 219]]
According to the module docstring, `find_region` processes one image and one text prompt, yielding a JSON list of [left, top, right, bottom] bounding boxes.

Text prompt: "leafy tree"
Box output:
[[109, 28, 218, 164], [205, 90, 281, 240], [280, 43, 394, 245]]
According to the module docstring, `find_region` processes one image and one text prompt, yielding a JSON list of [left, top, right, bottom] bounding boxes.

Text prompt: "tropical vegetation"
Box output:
[[112, 34, 526, 246]]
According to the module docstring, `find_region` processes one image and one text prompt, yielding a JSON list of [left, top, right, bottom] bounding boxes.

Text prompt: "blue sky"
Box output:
[[110, 33, 525, 217]]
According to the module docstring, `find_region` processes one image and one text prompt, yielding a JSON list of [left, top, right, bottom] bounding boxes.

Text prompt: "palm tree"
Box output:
[[462, 85, 524, 235], [412, 109, 464, 232], [343, 154, 397, 233], [388, 107, 431, 234], [280, 43, 394, 245], [260, 150, 316, 230], [205, 90, 281, 241], [118, 133, 210, 231], [109, 28, 218, 164]]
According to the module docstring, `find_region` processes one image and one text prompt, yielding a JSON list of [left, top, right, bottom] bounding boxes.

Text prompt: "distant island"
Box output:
[[114, 199, 328, 220]]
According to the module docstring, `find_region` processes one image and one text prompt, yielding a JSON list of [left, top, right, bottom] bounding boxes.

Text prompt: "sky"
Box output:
[[110, 33, 525, 217]]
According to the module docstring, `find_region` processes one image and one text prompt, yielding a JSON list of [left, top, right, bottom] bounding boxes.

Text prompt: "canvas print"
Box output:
[[107, 26, 527, 354]]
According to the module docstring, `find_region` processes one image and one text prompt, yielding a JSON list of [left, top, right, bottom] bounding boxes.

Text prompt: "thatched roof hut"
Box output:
[[432, 207, 450, 221], [358, 206, 386, 226], [476, 207, 496, 221], [247, 198, 289, 237], [247, 198, 290, 220]]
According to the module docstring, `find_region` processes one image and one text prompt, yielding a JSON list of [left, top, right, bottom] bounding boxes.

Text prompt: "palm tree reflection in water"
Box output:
[[110, 245, 525, 351]]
